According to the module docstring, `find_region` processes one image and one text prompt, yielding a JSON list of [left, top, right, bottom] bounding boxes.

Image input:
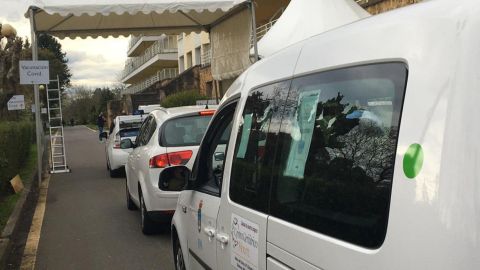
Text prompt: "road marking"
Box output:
[[84, 125, 97, 133], [20, 174, 50, 270]]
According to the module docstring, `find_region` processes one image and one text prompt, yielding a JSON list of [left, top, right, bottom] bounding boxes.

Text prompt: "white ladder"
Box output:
[[46, 76, 70, 173]]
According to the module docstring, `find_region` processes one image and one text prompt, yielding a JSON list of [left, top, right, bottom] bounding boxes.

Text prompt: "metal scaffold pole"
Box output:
[[29, 8, 43, 186]]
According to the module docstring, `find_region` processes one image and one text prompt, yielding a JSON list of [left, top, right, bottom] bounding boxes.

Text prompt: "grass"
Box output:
[[0, 144, 37, 233], [85, 124, 98, 131]]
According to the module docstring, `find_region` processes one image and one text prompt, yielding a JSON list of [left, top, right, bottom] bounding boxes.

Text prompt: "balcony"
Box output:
[[122, 68, 179, 95], [121, 36, 178, 84]]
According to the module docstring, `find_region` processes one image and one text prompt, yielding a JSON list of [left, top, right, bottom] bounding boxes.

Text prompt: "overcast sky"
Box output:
[[0, 0, 129, 88]]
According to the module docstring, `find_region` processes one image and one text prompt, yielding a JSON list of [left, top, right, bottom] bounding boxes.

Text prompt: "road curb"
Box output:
[[0, 171, 37, 267]]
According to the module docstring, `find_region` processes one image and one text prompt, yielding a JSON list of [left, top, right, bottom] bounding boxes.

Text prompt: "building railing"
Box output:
[[122, 35, 178, 80], [257, 19, 278, 41], [122, 68, 179, 95], [251, 19, 278, 48], [201, 47, 212, 67], [129, 35, 143, 50]]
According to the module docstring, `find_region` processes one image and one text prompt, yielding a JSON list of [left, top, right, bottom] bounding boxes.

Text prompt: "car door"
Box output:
[[183, 102, 236, 270], [135, 116, 157, 193], [216, 81, 290, 270], [127, 116, 151, 203]]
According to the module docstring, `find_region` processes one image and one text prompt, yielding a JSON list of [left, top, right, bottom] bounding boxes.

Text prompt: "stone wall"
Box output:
[[360, 0, 422, 15], [199, 66, 214, 97]]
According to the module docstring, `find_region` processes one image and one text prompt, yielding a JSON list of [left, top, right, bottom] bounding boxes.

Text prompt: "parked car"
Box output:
[[123, 106, 216, 234], [159, 1, 480, 269], [105, 115, 145, 177]]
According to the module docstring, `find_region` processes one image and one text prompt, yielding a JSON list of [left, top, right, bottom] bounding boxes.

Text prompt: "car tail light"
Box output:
[[113, 134, 120, 149], [199, 110, 215, 116], [149, 150, 193, 168]]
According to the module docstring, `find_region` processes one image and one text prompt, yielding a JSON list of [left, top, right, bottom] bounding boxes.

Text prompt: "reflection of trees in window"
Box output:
[[231, 83, 288, 212]]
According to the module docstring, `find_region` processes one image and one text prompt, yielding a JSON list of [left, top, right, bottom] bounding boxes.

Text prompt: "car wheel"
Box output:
[[140, 191, 155, 235], [126, 180, 137, 210], [174, 234, 186, 270], [109, 167, 119, 178]]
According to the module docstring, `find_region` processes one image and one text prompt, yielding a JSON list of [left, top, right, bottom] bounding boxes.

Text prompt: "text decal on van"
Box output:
[[231, 214, 259, 270], [403, 143, 424, 179]]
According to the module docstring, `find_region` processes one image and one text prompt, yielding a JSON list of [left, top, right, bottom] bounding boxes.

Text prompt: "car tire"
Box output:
[[140, 190, 155, 235], [174, 234, 186, 270], [109, 167, 120, 178], [126, 181, 137, 211]]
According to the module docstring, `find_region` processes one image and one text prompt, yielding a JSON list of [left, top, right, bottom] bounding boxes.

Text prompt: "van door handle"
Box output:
[[181, 206, 187, 213], [204, 227, 216, 241], [216, 233, 229, 249]]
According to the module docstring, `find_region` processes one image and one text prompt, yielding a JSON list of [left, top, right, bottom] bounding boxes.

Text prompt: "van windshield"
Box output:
[[162, 115, 212, 147]]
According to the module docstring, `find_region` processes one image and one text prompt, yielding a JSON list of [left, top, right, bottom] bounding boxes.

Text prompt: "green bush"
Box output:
[[161, 90, 207, 108], [0, 121, 34, 195]]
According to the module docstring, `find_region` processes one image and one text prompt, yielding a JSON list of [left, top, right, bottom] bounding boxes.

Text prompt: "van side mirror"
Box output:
[[158, 166, 191, 191], [120, 138, 135, 149]]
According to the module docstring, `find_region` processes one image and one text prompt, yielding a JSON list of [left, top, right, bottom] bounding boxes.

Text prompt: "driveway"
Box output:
[[35, 126, 174, 270]]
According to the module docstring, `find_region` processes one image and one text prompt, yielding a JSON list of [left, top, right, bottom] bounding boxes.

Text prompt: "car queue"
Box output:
[[106, 1, 479, 269]]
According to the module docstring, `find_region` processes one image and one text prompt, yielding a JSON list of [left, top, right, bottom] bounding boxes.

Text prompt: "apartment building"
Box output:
[[121, 35, 179, 107]]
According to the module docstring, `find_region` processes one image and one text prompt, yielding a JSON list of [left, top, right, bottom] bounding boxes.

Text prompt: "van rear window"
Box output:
[[162, 115, 212, 147]]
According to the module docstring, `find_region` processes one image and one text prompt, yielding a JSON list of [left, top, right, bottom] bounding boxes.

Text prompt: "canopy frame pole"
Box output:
[[250, 0, 259, 62], [47, 14, 74, 32], [179, 11, 204, 28], [29, 8, 43, 186]]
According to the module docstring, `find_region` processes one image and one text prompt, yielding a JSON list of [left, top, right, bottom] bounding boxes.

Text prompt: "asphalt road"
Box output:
[[35, 126, 174, 270]]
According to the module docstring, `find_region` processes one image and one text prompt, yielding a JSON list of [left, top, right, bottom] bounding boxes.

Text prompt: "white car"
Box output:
[[105, 115, 145, 177], [123, 106, 216, 234], [158, 1, 480, 270]]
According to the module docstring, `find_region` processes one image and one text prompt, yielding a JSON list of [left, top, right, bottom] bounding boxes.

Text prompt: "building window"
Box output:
[[186, 52, 193, 69], [179, 56, 185, 73], [195, 46, 201, 66]]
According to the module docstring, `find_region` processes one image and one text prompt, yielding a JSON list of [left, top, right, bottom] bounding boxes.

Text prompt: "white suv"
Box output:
[[105, 115, 144, 177], [123, 106, 216, 234]]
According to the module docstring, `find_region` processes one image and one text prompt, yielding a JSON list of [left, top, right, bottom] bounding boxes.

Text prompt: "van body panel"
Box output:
[[265, 1, 480, 269], [215, 44, 303, 270]]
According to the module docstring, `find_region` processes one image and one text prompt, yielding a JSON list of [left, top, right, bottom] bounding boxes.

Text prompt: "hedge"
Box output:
[[0, 121, 35, 195], [160, 90, 208, 108]]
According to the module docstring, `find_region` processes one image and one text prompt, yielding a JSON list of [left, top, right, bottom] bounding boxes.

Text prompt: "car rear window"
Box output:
[[119, 128, 139, 138], [162, 115, 213, 147]]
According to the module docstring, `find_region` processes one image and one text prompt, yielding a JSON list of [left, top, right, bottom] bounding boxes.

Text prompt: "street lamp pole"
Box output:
[[29, 8, 43, 186]]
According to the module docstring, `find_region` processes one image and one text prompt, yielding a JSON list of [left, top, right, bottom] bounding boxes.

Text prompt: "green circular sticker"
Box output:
[[403, 143, 424, 179]]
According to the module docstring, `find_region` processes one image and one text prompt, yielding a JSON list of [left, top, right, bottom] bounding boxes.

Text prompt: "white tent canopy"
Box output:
[[257, 0, 370, 58], [25, 0, 249, 39]]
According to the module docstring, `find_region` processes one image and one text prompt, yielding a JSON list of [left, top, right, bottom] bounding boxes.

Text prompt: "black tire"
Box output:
[[174, 234, 186, 270], [140, 190, 155, 235], [109, 167, 120, 178], [126, 181, 137, 210]]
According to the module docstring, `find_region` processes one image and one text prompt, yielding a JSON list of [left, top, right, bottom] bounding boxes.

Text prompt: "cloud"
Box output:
[[62, 38, 128, 87], [0, 1, 130, 88]]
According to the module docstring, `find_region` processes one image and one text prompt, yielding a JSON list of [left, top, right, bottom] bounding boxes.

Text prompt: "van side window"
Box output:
[[230, 81, 290, 213], [270, 63, 407, 248], [193, 102, 236, 196]]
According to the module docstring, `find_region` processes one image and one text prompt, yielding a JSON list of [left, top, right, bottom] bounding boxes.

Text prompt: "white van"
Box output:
[[158, 1, 480, 269]]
